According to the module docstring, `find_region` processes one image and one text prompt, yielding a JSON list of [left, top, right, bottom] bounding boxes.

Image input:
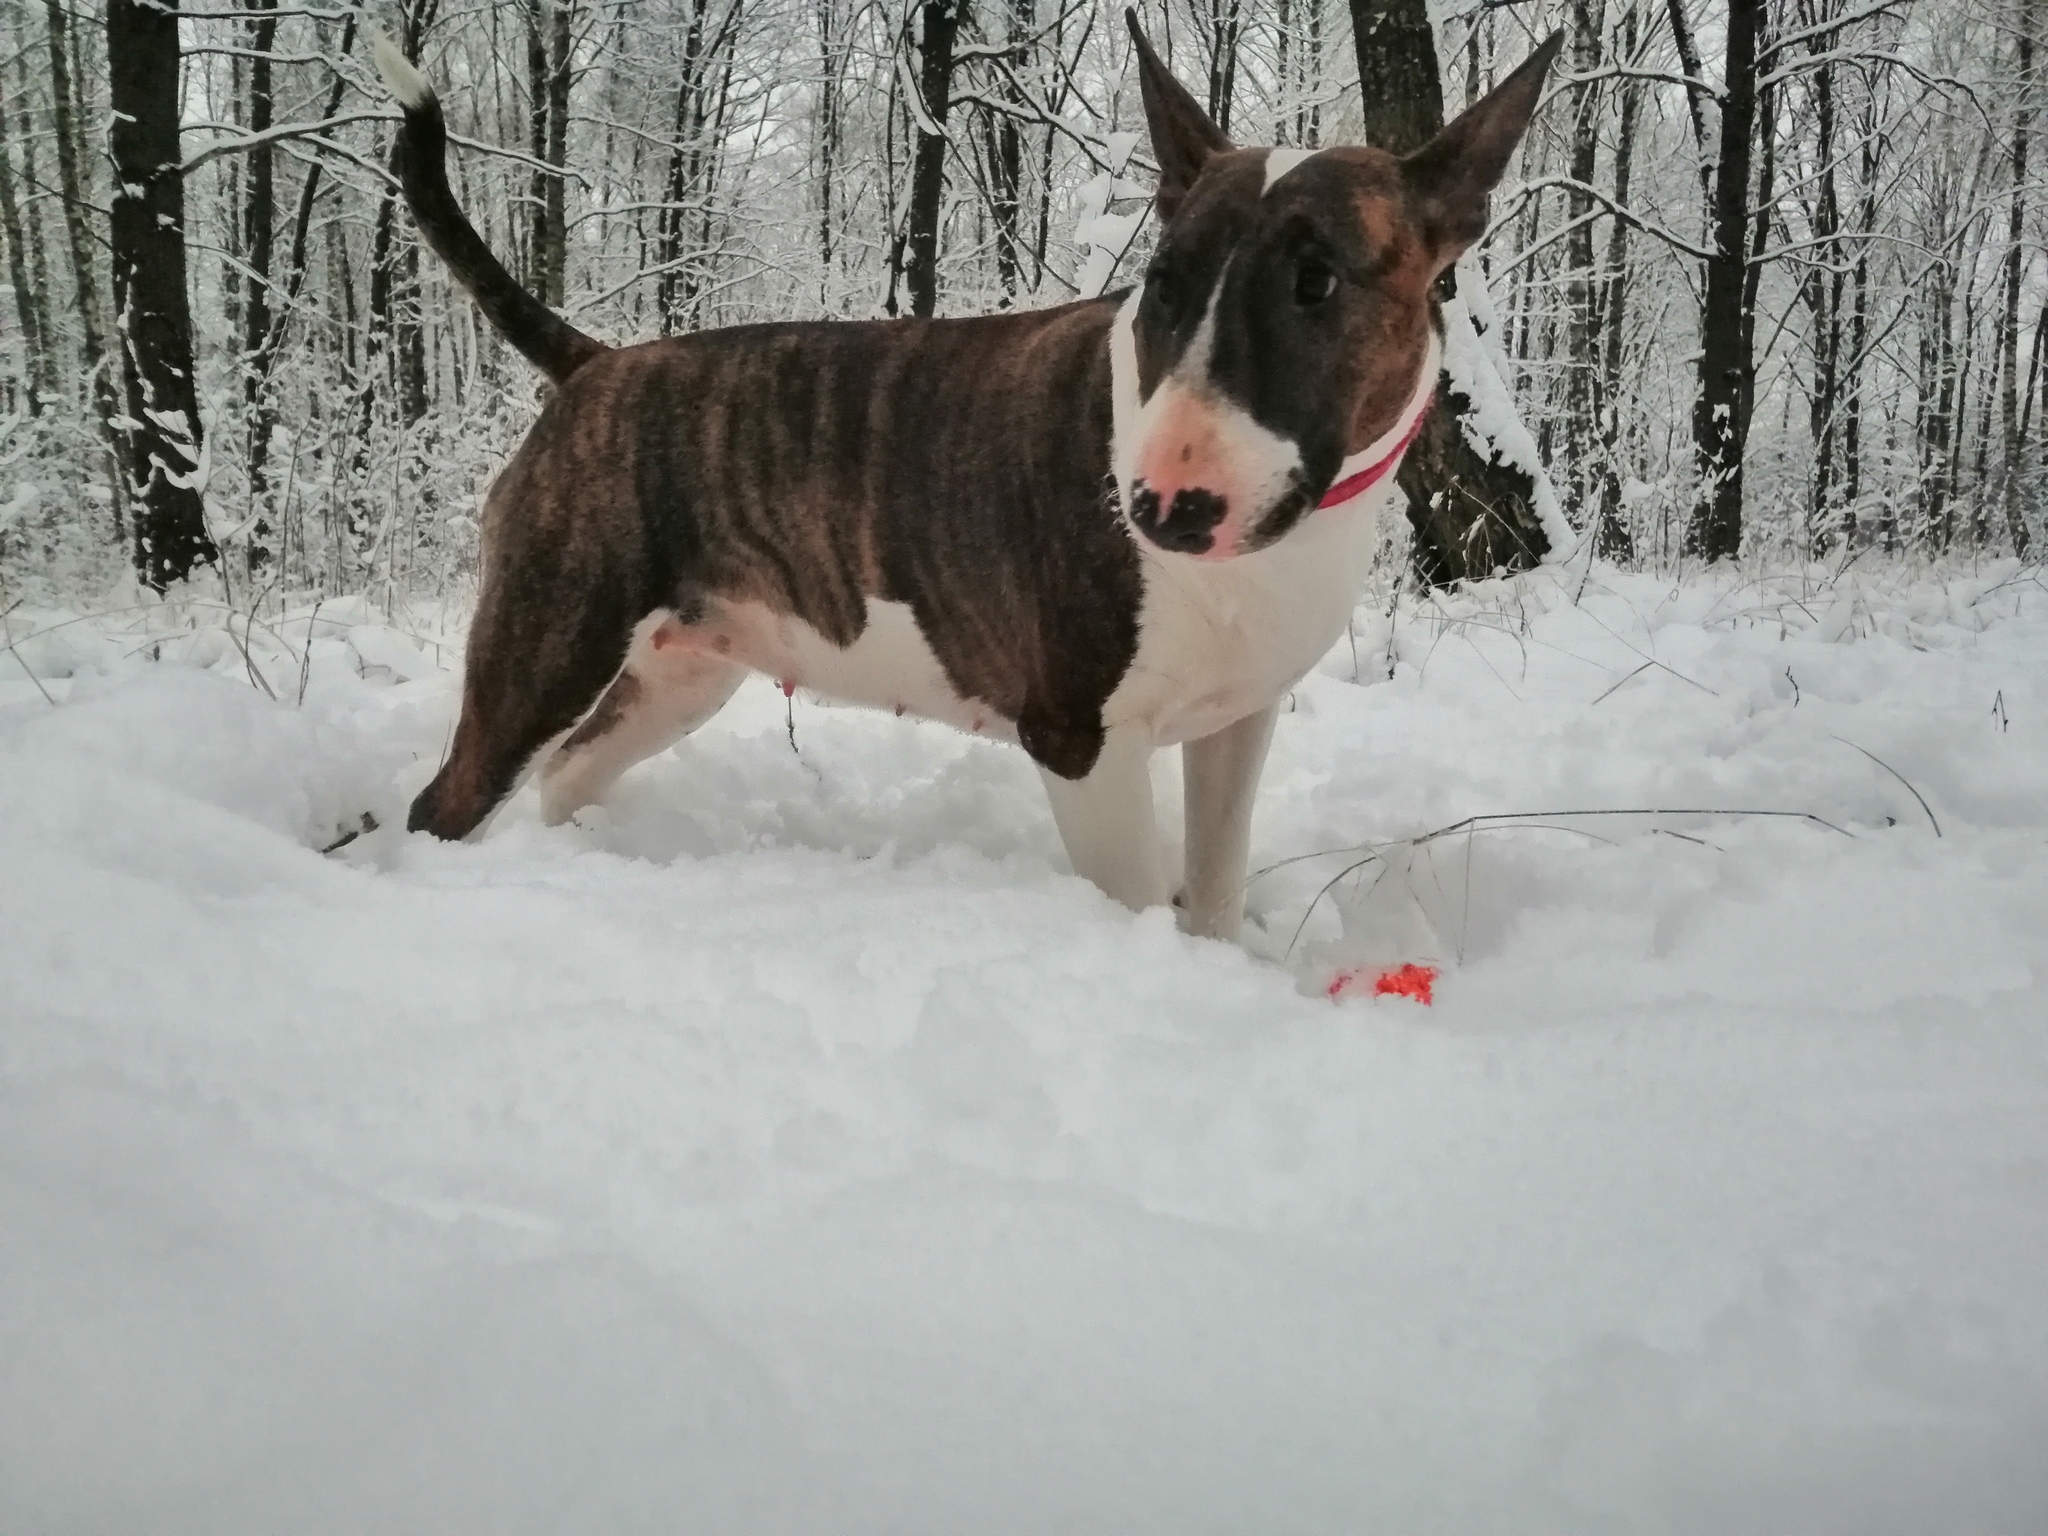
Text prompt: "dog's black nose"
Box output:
[[1130, 482, 1228, 554]]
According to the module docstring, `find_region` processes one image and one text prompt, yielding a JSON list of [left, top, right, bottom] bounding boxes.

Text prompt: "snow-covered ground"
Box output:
[[3, 562, 2045, 1533]]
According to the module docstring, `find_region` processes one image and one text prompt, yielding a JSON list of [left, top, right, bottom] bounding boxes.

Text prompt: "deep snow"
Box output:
[[2, 562, 2045, 1533]]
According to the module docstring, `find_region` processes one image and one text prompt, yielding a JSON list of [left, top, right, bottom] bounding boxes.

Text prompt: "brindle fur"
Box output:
[[411, 305, 1141, 837], [384, 16, 1561, 879]]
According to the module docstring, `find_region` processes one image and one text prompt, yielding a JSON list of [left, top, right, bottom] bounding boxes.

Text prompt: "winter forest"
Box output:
[[3, 0, 2047, 598], [4, 1, 2047, 1528]]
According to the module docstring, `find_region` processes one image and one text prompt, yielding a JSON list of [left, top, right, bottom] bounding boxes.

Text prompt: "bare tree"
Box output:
[[1684, 0, 1764, 561], [241, 0, 280, 570], [1998, 0, 2039, 556], [108, 0, 218, 589], [1350, 0, 1555, 582], [6, 0, 2045, 600], [901, 0, 963, 317], [0, 81, 50, 414]]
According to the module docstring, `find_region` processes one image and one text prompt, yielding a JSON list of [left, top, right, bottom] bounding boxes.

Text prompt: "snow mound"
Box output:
[[2, 564, 2044, 1532]]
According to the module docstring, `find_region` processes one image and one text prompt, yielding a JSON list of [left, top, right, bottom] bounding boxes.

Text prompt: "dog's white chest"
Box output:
[[1104, 483, 1394, 746]]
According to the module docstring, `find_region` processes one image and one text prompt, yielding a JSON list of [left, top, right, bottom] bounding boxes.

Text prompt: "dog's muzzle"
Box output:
[[1129, 482, 1230, 555]]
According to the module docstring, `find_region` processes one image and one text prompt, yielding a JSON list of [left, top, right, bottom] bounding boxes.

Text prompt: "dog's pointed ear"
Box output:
[[1401, 31, 1562, 265], [1126, 9, 1232, 222]]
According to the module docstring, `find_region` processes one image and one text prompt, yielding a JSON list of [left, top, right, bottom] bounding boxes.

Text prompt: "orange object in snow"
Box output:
[[1327, 963, 1439, 1005]]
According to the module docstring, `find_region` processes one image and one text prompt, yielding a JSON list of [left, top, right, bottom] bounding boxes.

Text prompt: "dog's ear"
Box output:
[[1126, 9, 1232, 222], [1401, 31, 1562, 266]]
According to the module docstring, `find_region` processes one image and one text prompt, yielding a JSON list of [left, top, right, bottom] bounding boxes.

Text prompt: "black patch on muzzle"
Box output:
[[1130, 481, 1229, 554], [1241, 477, 1320, 551]]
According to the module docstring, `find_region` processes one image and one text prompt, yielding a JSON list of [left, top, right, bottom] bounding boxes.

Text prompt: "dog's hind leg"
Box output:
[[537, 612, 743, 824]]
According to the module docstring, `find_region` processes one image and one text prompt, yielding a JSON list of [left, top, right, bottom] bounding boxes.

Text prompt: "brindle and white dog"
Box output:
[[372, 17, 1559, 942]]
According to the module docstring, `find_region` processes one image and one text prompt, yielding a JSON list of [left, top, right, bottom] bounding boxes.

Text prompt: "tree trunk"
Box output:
[[1295, 0, 1327, 147], [1563, 0, 1603, 516], [656, 0, 740, 331], [108, 0, 218, 590], [526, 0, 549, 291], [1999, 0, 2037, 556], [685, 42, 737, 325], [1200, 0, 1246, 138], [44, 0, 126, 544], [988, 0, 1029, 305], [1349, 0, 1552, 582], [814, 0, 845, 306], [398, 241, 429, 427], [542, 0, 573, 309], [1683, 0, 1762, 561], [1352, 0, 1444, 139], [42, 0, 105, 391], [1926, 271, 1957, 546], [243, 0, 280, 571], [903, 0, 960, 319], [9, 56, 56, 399], [1278, 0, 1295, 142], [0, 83, 49, 413], [1959, 277, 1985, 541], [1841, 91, 1879, 541], [1593, 2, 1641, 559], [1803, 31, 1842, 558], [242, 11, 355, 570], [366, 174, 398, 411], [1663, 0, 1715, 217], [657, 0, 708, 333]]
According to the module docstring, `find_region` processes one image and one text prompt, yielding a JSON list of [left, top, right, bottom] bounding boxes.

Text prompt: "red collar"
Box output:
[[1316, 399, 1433, 509]]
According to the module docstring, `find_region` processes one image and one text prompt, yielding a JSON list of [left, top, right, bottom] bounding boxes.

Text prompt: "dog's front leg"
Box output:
[[1179, 702, 1278, 942], [1038, 725, 1169, 912]]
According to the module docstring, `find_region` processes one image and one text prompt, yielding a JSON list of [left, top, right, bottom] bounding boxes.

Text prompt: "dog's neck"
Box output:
[[1316, 333, 1440, 510]]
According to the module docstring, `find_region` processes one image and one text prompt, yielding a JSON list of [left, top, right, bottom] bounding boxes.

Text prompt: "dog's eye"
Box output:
[[1146, 263, 1179, 309], [1294, 260, 1337, 306]]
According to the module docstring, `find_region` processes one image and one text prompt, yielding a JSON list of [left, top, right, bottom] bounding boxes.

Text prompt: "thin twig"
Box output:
[[320, 811, 378, 855], [1270, 805, 1858, 960], [1833, 735, 1941, 835], [1590, 660, 1655, 705], [298, 598, 323, 706], [1286, 855, 1386, 961]]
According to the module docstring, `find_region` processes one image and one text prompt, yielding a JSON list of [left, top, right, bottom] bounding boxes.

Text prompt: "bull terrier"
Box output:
[[372, 16, 1560, 942]]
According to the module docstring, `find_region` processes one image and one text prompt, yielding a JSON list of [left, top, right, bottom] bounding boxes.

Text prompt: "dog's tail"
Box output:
[[370, 34, 605, 384]]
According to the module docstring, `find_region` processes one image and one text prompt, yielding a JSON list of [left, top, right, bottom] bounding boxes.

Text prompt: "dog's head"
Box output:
[[1115, 14, 1560, 561]]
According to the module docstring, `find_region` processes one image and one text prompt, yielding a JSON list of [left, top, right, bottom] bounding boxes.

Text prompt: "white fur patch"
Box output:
[[1105, 481, 1404, 746], [1262, 148, 1319, 194], [665, 595, 1013, 744], [1107, 290, 1145, 493], [370, 32, 435, 110], [1105, 303, 1437, 748], [1113, 274, 1304, 554]]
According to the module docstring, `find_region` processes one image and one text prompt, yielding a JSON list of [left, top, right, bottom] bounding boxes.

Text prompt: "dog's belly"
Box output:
[[644, 486, 1386, 758], [1106, 481, 1393, 746], [664, 596, 1019, 742]]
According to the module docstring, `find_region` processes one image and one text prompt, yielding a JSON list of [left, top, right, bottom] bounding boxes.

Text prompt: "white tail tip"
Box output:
[[370, 31, 434, 111]]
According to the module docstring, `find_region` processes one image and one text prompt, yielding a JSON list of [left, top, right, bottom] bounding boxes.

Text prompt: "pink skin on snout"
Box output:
[[1133, 385, 1256, 560]]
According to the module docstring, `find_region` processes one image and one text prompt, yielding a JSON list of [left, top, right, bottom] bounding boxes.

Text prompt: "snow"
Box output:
[[3, 563, 2045, 1532], [1445, 256, 1578, 560]]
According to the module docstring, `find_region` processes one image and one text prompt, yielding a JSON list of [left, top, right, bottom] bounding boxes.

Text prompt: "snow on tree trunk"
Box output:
[[109, 0, 218, 592], [1352, 0, 1565, 582]]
